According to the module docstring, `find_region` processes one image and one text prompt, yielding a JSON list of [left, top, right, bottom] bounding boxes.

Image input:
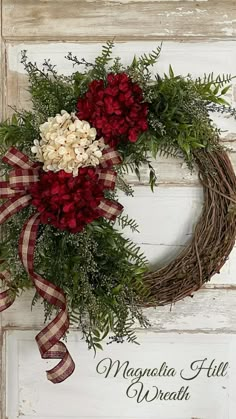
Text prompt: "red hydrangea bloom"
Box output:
[[76, 73, 148, 147], [29, 168, 106, 233]]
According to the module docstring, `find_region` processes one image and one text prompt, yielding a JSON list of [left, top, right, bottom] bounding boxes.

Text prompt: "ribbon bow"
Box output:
[[0, 146, 123, 383]]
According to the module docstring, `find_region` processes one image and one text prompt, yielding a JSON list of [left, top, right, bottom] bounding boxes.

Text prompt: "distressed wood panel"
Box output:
[[2, 288, 236, 331], [2, 0, 236, 40], [3, 331, 236, 419]]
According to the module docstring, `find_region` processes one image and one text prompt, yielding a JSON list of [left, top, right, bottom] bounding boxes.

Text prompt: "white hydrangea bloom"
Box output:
[[31, 110, 105, 176]]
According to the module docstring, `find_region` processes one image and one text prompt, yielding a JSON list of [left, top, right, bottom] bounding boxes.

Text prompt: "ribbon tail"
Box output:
[[0, 194, 32, 225], [0, 181, 21, 199], [0, 271, 15, 311], [98, 199, 123, 220], [97, 169, 117, 190], [2, 147, 39, 169], [0, 270, 15, 312], [100, 147, 122, 168], [36, 310, 75, 384], [18, 213, 75, 383], [0, 289, 15, 311]]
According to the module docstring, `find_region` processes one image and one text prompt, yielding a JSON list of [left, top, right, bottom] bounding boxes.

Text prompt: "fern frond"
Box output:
[[158, 143, 181, 159], [196, 72, 236, 88], [116, 174, 134, 196], [117, 214, 140, 233], [124, 238, 148, 267], [139, 45, 162, 67], [95, 41, 114, 68]]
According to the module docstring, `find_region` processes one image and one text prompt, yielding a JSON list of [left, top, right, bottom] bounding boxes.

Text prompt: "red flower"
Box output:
[[76, 72, 148, 147], [29, 168, 107, 233]]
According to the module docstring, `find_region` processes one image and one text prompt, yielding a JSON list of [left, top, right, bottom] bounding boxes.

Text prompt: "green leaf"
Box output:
[[135, 167, 141, 181], [131, 55, 137, 67], [94, 343, 103, 351], [217, 97, 230, 105], [182, 143, 190, 156], [213, 85, 220, 95], [150, 137, 159, 159], [102, 326, 110, 340], [169, 65, 175, 78], [149, 170, 156, 192], [11, 114, 18, 125], [112, 284, 123, 294], [221, 85, 231, 95], [93, 329, 100, 339]]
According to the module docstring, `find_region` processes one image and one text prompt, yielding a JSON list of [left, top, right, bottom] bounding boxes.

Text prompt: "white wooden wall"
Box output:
[[1, 2, 236, 418]]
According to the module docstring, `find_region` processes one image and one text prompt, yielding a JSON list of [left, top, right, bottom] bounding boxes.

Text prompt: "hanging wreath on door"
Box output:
[[0, 42, 236, 383]]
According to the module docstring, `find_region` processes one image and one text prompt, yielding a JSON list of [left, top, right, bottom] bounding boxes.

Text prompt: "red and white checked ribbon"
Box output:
[[97, 148, 123, 219], [0, 146, 123, 383], [0, 269, 15, 311]]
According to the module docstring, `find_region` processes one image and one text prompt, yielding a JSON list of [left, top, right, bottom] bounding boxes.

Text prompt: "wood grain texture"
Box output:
[[2, 0, 236, 40], [2, 288, 236, 332]]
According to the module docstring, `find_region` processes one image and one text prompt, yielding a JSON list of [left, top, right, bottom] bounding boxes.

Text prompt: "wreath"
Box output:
[[0, 42, 236, 383]]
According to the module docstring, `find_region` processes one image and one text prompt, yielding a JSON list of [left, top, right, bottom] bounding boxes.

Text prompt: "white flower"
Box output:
[[31, 139, 43, 161], [31, 110, 106, 176]]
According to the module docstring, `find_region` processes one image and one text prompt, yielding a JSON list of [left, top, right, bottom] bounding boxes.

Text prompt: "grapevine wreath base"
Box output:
[[0, 42, 236, 383], [144, 149, 236, 305]]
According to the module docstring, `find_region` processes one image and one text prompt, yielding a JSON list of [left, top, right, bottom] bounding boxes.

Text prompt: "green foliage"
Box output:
[[66, 41, 115, 97], [94, 41, 115, 77], [115, 174, 134, 196], [196, 72, 235, 88], [117, 214, 140, 233], [146, 68, 223, 162], [139, 47, 162, 67], [127, 45, 162, 96], [1, 208, 149, 350], [21, 50, 77, 117], [195, 72, 234, 105], [0, 112, 40, 174], [208, 103, 236, 118]]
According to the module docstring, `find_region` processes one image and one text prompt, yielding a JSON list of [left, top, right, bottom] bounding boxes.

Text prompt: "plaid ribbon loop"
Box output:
[[96, 147, 123, 220], [0, 146, 123, 383], [0, 269, 15, 311]]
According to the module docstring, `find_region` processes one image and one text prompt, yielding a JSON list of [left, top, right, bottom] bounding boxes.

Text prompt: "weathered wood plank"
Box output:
[[2, 288, 236, 331], [2, 0, 236, 40]]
